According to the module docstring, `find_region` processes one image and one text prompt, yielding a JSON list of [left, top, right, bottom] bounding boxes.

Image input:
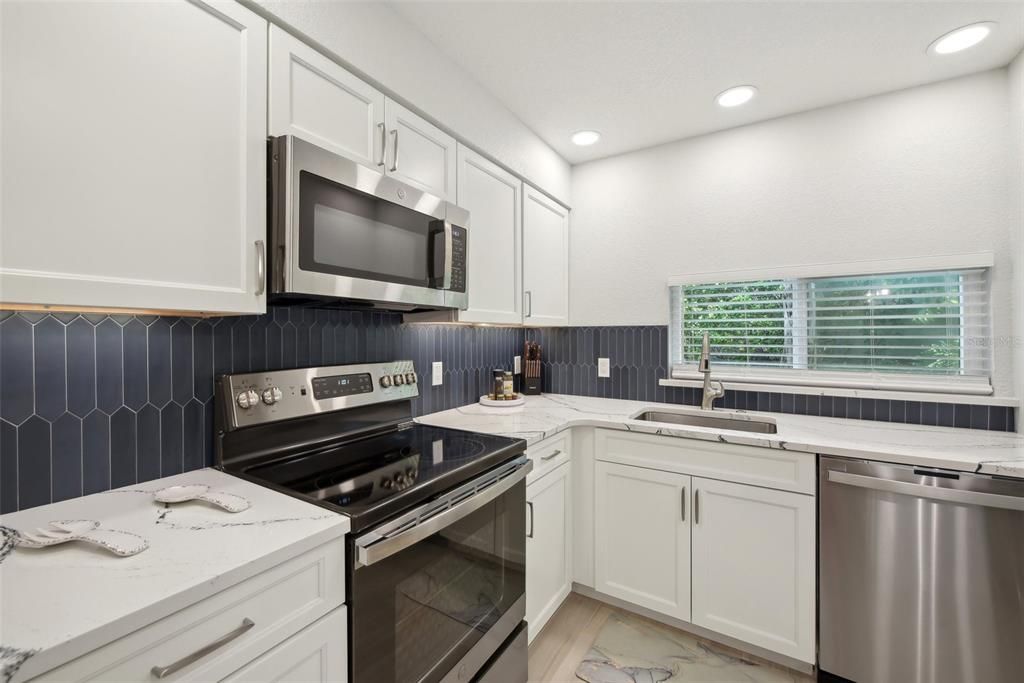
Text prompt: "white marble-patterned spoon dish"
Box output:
[[15, 520, 149, 557], [153, 485, 251, 513]]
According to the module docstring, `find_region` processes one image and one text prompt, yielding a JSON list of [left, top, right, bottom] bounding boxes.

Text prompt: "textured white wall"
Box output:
[[250, 0, 571, 203], [1011, 51, 1024, 425], [570, 70, 1017, 396]]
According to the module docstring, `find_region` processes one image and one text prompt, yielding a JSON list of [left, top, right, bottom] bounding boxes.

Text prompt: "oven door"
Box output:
[[351, 457, 530, 683], [270, 135, 468, 310]]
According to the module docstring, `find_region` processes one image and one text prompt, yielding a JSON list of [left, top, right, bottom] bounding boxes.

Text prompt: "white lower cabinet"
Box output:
[[591, 430, 816, 664], [594, 461, 691, 622], [690, 477, 816, 663], [37, 540, 346, 682], [526, 461, 573, 642], [222, 607, 347, 683]]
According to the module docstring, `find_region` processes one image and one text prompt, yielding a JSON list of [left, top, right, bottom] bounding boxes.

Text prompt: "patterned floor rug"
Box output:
[[574, 611, 811, 683]]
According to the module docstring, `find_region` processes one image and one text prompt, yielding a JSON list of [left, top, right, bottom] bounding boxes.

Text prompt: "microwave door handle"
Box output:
[[355, 459, 532, 567], [431, 221, 454, 289]]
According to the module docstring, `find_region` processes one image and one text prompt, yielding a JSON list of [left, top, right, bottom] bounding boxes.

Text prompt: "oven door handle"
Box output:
[[355, 457, 532, 567]]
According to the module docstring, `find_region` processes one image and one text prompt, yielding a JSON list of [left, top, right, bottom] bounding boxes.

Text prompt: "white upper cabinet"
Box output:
[[0, 0, 268, 314], [594, 461, 691, 622], [690, 477, 816, 663], [269, 26, 385, 170], [269, 27, 456, 202], [384, 100, 457, 202], [454, 145, 523, 324], [523, 185, 570, 326], [526, 461, 572, 643]]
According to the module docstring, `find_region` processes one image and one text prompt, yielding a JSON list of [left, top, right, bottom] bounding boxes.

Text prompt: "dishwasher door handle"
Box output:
[[827, 470, 1024, 512]]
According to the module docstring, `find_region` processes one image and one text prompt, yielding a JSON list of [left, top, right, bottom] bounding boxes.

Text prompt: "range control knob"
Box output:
[[380, 375, 393, 388], [393, 374, 405, 386], [405, 372, 417, 384], [236, 389, 259, 409], [261, 387, 283, 405]]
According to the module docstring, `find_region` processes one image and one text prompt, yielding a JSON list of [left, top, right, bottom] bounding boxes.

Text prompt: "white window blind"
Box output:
[[670, 268, 992, 394]]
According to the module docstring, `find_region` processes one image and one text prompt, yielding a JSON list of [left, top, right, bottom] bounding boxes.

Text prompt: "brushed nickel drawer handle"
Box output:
[[151, 618, 255, 679], [540, 449, 562, 461]]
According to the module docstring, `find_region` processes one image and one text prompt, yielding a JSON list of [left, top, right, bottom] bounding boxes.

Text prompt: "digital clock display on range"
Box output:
[[311, 373, 373, 400]]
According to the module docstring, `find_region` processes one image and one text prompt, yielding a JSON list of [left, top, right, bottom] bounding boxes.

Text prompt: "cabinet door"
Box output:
[[384, 99, 457, 201], [594, 462, 690, 621], [222, 607, 347, 683], [1, 0, 267, 314], [455, 145, 522, 324], [691, 477, 815, 663], [526, 462, 572, 642], [269, 25, 385, 170], [522, 185, 570, 326]]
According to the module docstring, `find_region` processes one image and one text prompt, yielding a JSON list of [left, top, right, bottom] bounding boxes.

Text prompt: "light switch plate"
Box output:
[[514, 355, 521, 374], [598, 358, 610, 378], [432, 361, 443, 386]]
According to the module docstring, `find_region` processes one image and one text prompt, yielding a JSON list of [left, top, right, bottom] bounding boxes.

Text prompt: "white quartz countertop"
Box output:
[[0, 468, 348, 682], [417, 394, 1024, 478]]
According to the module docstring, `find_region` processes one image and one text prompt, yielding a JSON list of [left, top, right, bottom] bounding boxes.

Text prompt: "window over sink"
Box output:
[[668, 257, 993, 395]]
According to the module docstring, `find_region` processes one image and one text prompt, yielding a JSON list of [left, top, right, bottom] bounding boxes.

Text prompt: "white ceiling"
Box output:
[[390, 1, 1024, 164]]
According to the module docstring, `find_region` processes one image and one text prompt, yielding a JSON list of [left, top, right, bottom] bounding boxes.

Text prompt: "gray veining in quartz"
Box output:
[[417, 394, 1024, 477], [0, 469, 348, 682]]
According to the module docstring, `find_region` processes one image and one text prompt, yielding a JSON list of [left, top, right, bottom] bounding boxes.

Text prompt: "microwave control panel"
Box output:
[[450, 225, 467, 293]]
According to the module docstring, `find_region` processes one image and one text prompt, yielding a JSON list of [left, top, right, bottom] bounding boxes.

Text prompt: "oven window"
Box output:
[[298, 171, 436, 287], [351, 482, 526, 683]]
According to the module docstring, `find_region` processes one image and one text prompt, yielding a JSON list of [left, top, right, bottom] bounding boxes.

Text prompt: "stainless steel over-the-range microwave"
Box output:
[[269, 135, 469, 311]]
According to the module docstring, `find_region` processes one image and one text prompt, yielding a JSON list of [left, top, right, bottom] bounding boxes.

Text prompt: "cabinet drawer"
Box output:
[[595, 429, 815, 495], [526, 432, 571, 484], [39, 540, 345, 682], [221, 607, 347, 683]]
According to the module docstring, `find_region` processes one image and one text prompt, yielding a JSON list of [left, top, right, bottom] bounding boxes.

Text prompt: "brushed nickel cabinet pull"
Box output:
[[389, 129, 399, 172], [540, 449, 562, 461], [694, 489, 700, 525], [377, 122, 387, 166], [681, 486, 686, 522], [254, 240, 266, 296], [151, 618, 255, 679], [526, 501, 534, 538]]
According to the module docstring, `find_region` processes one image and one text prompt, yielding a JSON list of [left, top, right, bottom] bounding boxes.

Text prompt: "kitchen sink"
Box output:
[[633, 410, 778, 434]]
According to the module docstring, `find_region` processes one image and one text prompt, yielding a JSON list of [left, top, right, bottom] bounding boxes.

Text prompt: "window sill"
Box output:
[[658, 378, 1019, 408]]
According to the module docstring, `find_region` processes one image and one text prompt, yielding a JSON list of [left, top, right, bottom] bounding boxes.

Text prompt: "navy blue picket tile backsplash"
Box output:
[[0, 308, 523, 513], [525, 325, 1016, 432], [0, 313, 1016, 512]]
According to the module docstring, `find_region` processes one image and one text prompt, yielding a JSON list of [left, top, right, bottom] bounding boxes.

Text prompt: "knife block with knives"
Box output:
[[523, 341, 542, 395]]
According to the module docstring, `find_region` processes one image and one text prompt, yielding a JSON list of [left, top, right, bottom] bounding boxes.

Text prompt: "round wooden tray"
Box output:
[[479, 394, 526, 407]]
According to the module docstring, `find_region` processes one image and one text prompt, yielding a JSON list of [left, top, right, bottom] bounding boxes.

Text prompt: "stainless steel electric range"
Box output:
[[214, 361, 530, 683]]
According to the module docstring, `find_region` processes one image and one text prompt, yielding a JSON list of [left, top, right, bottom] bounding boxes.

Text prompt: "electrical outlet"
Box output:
[[598, 357, 610, 378], [432, 361, 443, 386], [514, 355, 521, 374]]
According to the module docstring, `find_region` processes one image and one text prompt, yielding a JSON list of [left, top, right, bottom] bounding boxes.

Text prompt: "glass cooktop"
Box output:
[[243, 424, 524, 532]]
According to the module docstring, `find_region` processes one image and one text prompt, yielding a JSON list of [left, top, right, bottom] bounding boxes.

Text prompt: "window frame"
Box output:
[[667, 254, 995, 396]]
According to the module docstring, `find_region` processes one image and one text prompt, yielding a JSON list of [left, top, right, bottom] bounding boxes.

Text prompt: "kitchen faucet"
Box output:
[[698, 331, 725, 410]]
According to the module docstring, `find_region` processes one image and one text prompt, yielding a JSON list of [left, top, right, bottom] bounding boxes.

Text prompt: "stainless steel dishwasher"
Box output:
[[819, 456, 1024, 683]]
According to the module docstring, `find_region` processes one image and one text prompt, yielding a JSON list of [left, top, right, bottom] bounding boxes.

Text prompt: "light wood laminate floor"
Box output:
[[528, 593, 815, 682]]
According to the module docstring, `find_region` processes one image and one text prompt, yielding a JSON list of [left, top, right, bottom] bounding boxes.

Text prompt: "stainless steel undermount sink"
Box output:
[[633, 410, 778, 434]]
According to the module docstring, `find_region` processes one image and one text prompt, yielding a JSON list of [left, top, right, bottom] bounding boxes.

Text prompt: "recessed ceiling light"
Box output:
[[928, 22, 996, 55], [571, 130, 601, 146], [716, 85, 757, 108]]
